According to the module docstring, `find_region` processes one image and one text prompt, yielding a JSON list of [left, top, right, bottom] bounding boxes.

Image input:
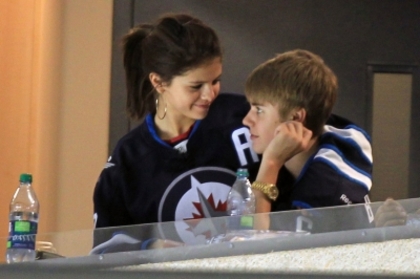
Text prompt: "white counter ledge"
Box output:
[[122, 238, 420, 276]]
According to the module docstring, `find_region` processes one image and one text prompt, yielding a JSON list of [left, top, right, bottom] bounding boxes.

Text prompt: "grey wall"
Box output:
[[109, 0, 420, 199]]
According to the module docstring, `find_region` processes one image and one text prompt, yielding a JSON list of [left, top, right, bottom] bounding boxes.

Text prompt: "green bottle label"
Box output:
[[7, 220, 37, 250], [14, 221, 31, 233], [240, 216, 254, 228], [228, 215, 254, 231]]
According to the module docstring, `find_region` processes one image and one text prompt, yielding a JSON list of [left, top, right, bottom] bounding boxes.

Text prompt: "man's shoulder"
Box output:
[[325, 114, 371, 141], [321, 114, 373, 178], [204, 93, 250, 127], [312, 142, 372, 188], [214, 92, 247, 105]]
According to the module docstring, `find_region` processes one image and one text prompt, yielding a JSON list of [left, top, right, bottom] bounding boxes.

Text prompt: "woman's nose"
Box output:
[[201, 84, 218, 101]]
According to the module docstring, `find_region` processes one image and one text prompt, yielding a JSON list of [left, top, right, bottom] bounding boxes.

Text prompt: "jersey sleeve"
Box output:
[[291, 162, 370, 209], [293, 115, 373, 213], [285, 164, 374, 232], [93, 152, 132, 229]]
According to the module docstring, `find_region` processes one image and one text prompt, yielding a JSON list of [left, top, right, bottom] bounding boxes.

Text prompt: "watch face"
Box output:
[[269, 187, 279, 199]]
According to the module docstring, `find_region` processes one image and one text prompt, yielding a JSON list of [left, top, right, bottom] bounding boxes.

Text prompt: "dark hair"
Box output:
[[245, 49, 338, 137], [122, 13, 222, 120]]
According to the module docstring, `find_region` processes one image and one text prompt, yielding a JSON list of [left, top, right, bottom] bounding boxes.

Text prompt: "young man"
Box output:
[[243, 49, 373, 218]]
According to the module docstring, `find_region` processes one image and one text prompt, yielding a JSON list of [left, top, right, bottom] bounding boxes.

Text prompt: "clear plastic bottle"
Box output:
[[226, 168, 255, 231], [6, 173, 39, 263]]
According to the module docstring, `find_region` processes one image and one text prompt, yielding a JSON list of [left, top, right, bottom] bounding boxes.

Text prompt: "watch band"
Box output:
[[251, 181, 278, 201]]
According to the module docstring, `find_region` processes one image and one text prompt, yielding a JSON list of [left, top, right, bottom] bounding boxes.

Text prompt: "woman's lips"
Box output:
[[194, 103, 211, 110]]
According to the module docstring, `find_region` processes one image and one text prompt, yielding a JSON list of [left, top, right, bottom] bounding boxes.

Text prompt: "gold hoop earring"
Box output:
[[156, 98, 167, 120]]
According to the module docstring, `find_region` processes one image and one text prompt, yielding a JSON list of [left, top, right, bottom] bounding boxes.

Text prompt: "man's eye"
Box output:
[[256, 107, 263, 114]]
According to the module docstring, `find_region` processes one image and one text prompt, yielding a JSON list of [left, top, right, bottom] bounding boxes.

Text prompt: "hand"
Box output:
[[254, 213, 270, 230], [149, 239, 185, 249], [263, 121, 313, 164], [374, 198, 407, 227]]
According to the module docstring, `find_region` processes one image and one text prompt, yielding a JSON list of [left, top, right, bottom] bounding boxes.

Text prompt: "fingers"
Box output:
[[375, 198, 408, 227], [281, 121, 312, 150], [266, 121, 313, 163], [375, 209, 407, 227], [381, 218, 407, 227], [149, 239, 185, 249], [377, 198, 405, 214], [161, 239, 185, 248], [375, 212, 407, 227]]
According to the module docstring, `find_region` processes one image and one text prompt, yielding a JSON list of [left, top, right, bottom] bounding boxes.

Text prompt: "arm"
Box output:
[[254, 121, 313, 212], [93, 164, 132, 228], [93, 160, 133, 247], [253, 121, 312, 229], [254, 157, 283, 213]]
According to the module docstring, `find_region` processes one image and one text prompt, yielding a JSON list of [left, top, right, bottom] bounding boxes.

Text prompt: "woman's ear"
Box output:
[[149, 72, 164, 94], [291, 108, 307, 123]]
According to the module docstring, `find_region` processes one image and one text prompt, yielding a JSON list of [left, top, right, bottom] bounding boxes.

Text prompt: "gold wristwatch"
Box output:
[[251, 181, 279, 201]]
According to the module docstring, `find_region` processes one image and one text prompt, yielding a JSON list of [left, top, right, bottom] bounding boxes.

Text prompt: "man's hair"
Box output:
[[245, 49, 337, 137]]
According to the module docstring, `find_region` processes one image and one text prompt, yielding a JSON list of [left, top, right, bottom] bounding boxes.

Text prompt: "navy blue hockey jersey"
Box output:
[[93, 94, 374, 246], [270, 114, 374, 233], [93, 93, 260, 244]]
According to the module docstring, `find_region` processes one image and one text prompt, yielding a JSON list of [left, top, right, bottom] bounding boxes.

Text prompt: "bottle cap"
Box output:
[[20, 173, 33, 183], [236, 168, 249, 177]]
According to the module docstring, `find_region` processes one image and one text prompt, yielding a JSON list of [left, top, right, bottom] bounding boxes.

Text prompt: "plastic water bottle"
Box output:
[[6, 173, 40, 263], [226, 168, 255, 231]]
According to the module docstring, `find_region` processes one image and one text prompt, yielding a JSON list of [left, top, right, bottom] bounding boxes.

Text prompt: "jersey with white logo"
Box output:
[[268, 115, 374, 233], [93, 93, 260, 245], [272, 114, 373, 226]]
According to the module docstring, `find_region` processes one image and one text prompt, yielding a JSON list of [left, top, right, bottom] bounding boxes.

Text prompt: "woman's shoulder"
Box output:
[[110, 121, 151, 158]]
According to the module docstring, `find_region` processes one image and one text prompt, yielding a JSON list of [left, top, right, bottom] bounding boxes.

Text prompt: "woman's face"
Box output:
[[159, 57, 222, 122]]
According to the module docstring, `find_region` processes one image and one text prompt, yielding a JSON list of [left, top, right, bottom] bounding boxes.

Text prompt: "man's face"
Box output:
[[242, 100, 284, 154]]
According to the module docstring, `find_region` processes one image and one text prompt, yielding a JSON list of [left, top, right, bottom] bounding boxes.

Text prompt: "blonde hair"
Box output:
[[245, 49, 337, 136]]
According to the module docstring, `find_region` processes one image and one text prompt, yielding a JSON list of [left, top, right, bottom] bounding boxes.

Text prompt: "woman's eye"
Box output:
[[212, 79, 220, 85], [191, 84, 202, 90]]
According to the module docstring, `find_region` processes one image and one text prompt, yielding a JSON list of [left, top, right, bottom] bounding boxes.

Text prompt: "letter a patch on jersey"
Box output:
[[231, 127, 259, 166]]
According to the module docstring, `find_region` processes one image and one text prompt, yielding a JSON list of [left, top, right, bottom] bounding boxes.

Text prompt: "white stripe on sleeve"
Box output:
[[314, 148, 372, 190]]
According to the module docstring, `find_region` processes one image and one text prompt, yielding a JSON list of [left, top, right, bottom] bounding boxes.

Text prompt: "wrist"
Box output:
[[251, 181, 279, 201], [140, 238, 158, 250], [261, 156, 285, 170]]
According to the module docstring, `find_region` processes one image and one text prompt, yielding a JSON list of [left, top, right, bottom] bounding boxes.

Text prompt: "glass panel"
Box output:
[[0, 198, 419, 277]]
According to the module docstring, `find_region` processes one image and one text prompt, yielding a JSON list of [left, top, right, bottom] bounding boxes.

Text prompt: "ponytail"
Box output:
[[122, 24, 154, 120]]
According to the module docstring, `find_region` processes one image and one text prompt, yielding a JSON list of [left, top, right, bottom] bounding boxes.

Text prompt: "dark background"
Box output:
[[108, 0, 420, 200]]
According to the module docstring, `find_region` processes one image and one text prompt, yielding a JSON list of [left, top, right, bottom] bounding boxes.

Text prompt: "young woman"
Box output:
[[93, 13, 260, 245]]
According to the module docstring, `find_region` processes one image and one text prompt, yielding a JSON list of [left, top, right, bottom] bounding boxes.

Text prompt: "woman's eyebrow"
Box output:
[[189, 74, 222, 84]]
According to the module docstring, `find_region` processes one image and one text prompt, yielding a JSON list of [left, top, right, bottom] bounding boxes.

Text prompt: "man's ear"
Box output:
[[291, 108, 307, 123], [149, 72, 164, 94]]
